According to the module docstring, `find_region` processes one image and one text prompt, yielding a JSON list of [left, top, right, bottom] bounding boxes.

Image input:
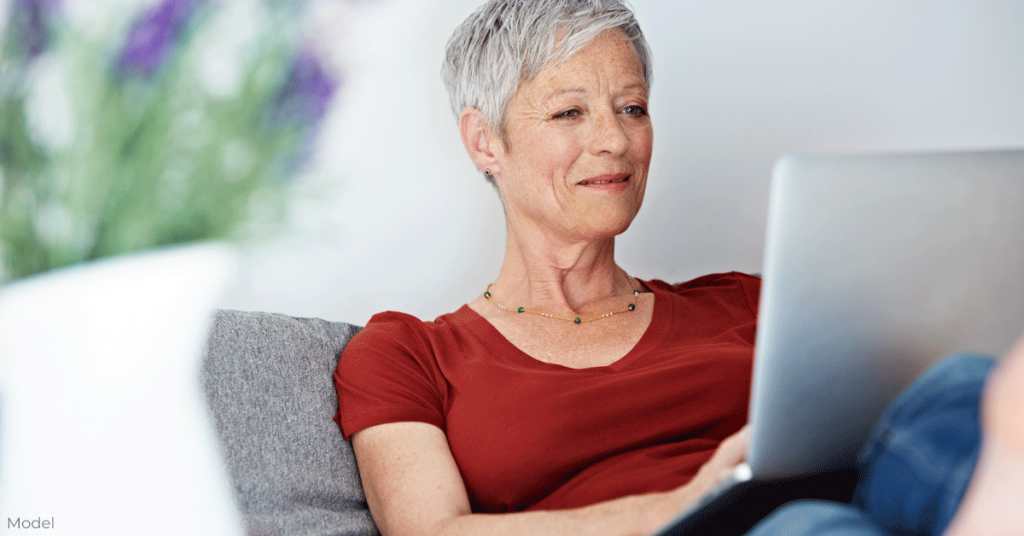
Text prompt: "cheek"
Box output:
[[516, 139, 580, 185], [502, 121, 585, 184], [535, 133, 580, 166], [632, 129, 654, 167]]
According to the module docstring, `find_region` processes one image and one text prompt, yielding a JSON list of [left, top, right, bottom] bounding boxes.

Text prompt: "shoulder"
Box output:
[[343, 311, 430, 358], [346, 308, 465, 350], [339, 308, 469, 376], [645, 271, 761, 317], [643, 271, 761, 294], [649, 271, 760, 290]]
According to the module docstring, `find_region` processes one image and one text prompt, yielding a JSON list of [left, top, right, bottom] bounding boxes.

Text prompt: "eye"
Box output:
[[553, 108, 581, 119], [622, 104, 648, 117]]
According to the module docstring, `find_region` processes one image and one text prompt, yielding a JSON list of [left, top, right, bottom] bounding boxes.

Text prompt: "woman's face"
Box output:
[[494, 30, 652, 244]]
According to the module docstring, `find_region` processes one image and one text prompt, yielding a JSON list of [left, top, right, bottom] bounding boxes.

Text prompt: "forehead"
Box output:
[[523, 31, 647, 98]]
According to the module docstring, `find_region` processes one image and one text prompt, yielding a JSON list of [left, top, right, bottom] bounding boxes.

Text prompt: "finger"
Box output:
[[714, 426, 749, 464]]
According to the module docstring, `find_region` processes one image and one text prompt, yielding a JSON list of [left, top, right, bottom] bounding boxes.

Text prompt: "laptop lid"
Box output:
[[747, 148, 1024, 479]]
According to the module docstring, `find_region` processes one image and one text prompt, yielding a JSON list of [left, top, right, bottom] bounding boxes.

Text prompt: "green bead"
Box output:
[[574, 317, 581, 324], [628, 303, 635, 310], [517, 307, 524, 313], [484, 291, 491, 298]]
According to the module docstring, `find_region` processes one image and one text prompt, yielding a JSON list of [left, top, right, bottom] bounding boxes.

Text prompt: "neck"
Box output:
[[489, 222, 632, 314]]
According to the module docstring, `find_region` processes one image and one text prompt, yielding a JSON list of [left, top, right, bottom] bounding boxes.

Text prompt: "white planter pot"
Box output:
[[0, 243, 244, 535]]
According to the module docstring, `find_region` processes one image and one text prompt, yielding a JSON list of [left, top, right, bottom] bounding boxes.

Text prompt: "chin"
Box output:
[[572, 213, 638, 241]]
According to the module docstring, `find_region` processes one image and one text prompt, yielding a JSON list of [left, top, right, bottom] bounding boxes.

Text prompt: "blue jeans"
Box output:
[[746, 354, 995, 536]]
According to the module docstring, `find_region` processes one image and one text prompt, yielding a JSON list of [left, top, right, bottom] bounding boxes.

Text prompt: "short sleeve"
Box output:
[[333, 312, 448, 441]]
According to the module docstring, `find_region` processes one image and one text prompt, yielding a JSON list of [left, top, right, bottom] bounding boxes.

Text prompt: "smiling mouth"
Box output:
[[579, 176, 629, 185]]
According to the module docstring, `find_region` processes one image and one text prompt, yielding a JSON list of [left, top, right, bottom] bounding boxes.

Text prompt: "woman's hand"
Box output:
[[682, 425, 751, 500], [621, 426, 751, 535], [352, 422, 750, 536]]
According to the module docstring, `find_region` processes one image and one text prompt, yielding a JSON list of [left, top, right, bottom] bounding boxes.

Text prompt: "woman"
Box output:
[[334, 1, 1024, 535], [337, 1, 753, 533]]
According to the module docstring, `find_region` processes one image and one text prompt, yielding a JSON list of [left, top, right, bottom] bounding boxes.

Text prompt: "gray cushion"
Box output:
[[201, 310, 378, 536]]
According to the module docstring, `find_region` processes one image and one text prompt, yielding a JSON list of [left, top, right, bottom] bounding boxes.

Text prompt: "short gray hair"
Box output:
[[441, 0, 652, 139]]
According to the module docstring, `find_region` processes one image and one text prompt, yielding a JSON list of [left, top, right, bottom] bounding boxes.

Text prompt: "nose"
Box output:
[[588, 108, 630, 156]]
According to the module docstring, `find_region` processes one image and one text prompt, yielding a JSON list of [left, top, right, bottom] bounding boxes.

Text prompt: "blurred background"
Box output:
[[3, 0, 1024, 324]]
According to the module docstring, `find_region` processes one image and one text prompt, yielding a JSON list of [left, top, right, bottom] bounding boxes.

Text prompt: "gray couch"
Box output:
[[201, 310, 378, 536]]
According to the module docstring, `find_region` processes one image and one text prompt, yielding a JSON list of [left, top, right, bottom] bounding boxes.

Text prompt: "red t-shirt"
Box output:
[[334, 272, 760, 513]]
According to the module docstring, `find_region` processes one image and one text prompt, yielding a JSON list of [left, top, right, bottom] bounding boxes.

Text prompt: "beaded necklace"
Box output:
[[483, 277, 640, 324]]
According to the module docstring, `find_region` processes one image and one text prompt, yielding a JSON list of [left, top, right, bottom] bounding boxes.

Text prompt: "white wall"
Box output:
[[221, 0, 1024, 323]]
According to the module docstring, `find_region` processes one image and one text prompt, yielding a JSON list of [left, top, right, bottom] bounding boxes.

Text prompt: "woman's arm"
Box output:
[[352, 422, 749, 536]]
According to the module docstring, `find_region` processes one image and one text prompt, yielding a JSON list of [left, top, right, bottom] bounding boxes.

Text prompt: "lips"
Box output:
[[578, 174, 629, 186]]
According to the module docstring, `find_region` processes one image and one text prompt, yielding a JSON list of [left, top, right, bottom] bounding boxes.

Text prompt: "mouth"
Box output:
[[578, 174, 629, 186]]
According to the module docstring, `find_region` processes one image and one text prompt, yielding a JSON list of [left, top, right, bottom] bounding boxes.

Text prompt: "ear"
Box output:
[[458, 106, 503, 176]]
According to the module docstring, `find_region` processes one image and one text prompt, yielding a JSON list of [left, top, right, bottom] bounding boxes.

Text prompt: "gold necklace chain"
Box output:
[[483, 277, 640, 325]]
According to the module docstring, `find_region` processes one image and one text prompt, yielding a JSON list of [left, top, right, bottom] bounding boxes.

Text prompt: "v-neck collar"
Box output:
[[454, 279, 672, 373]]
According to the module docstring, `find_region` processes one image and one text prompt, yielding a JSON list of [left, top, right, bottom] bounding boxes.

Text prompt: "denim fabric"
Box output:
[[746, 354, 995, 536], [746, 501, 887, 535]]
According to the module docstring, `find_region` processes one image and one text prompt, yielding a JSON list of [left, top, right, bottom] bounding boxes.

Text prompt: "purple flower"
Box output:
[[117, 0, 200, 76], [272, 49, 339, 125], [263, 49, 339, 176], [5, 0, 61, 60]]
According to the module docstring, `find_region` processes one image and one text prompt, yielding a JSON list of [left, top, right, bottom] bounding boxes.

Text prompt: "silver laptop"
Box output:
[[654, 148, 1024, 535]]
